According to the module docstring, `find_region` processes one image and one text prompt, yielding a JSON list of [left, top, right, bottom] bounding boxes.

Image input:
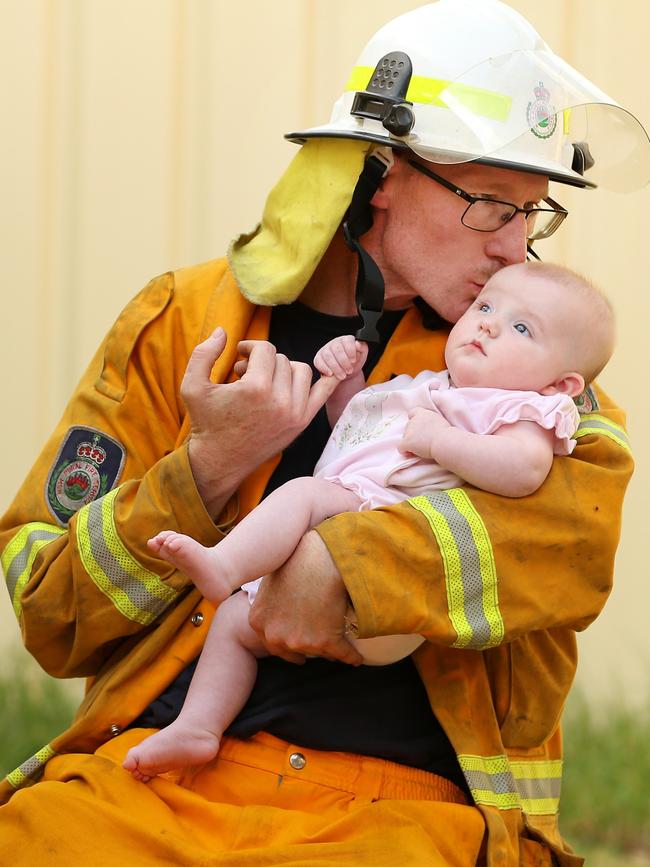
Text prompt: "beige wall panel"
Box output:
[[1, 1, 649, 703], [557, 2, 650, 701], [65, 0, 182, 373], [1, 1, 48, 458]]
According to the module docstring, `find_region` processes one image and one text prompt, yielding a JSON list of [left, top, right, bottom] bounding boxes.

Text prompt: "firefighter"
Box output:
[[1, 1, 648, 864]]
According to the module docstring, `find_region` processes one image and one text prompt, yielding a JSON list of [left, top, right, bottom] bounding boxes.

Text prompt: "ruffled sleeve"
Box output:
[[429, 387, 581, 455]]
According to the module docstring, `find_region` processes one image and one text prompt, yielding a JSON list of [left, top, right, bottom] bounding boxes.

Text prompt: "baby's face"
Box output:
[[445, 268, 579, 392]]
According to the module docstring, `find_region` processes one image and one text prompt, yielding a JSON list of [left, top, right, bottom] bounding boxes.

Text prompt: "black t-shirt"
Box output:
[[134, 301, 468, 794]]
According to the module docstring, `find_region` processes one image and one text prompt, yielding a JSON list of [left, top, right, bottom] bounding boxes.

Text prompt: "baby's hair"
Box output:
[[518, 261, 616, 384]]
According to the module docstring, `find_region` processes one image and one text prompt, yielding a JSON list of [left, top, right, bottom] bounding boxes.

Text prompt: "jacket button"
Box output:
[[289, 752, 306, 770], [191, 612, 204, 626]]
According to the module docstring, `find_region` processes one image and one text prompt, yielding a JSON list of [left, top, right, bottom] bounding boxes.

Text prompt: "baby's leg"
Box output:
[[209, 477, 361, 588], [123, 591, 265, 781], [150, 478, 361, 602]]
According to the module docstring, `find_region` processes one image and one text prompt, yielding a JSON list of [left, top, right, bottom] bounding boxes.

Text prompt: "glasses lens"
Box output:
[[526, 208, 567, 240], [462, 200, 517, 232], [462, 197, 567, 239]]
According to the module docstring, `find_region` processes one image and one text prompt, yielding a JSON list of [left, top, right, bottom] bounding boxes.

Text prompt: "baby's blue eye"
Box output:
[[514, 323, 530, 335], [478, 303, 491, 313]]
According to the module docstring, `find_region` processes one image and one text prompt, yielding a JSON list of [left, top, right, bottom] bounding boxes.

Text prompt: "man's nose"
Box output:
[[484, 212, 528, 266]]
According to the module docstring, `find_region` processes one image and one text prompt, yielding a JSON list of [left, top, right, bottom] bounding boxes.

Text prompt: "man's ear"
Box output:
[[370, 156, 404, 209], [370, 182, 390, 209], [540, 372, 585, 398]]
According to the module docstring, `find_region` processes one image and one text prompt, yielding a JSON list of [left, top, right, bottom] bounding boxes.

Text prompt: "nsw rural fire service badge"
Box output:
[[46, 427, 125, 525]]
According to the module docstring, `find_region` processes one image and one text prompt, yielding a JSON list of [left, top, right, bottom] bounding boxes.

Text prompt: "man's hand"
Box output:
[[183, 328, 339, 516], [399, 406, 451, 458], [248, 531, 364, 666]]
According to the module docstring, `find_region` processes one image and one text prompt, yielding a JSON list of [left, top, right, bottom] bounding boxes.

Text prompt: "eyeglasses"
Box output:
[[407, 159, 568, 241]]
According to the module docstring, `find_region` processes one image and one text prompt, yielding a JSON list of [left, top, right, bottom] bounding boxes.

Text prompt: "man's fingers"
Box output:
[[233, 358, 248, 378], [237, 339, 276, 368], [271, 352, 292, 395], [235, 339, 259, 358], [262, 646, 307, 665], [304, 374, 340, 423], [182, 327, 227, 393], [289, 360, 316, 417], [273, 636, 363, 666], [323, 636, 365, 666], [256, 634, 362, 666], [235, 340, 278, 390]]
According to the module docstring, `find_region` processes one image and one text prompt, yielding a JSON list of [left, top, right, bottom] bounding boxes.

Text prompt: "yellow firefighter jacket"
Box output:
[[0, 255, 632, 866]]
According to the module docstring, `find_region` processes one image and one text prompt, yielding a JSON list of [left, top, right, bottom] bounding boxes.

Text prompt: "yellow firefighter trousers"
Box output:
[[0, 728, 485, 865]]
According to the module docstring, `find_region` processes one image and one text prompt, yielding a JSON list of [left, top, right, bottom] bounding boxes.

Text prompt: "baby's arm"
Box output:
[[314, 336, 369, 426], [400, 408, 556, 497]]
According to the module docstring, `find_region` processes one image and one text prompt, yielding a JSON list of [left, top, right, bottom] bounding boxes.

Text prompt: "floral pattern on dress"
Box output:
[[332, 392, 399, 448]]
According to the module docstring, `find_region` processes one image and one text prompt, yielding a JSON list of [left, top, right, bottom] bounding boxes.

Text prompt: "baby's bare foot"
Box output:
[[147, 531, 231, 601], [147, 529, 179, 554], [123, 723, 221, 782]]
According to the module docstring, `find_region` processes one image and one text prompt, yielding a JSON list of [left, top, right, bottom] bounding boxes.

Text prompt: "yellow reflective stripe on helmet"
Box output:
[[575, 413, 630, 451], [1, 523, 66, 617], [409, 489, 504, 649], [6, 744, 57, 789], [76, 488, 178, 625], [458, 754, 562, 815], [344, 66, 512, 121]]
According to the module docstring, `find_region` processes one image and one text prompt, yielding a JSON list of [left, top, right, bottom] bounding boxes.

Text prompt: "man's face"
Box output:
[[370, 157, 550, 323]]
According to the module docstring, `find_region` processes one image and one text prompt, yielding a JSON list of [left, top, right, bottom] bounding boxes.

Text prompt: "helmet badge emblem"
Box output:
[[527, 82, 558, 139]]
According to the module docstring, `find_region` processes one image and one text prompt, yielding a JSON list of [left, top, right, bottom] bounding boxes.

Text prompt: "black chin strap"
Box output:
[[526, 243, 541, 261], [342, 154, 391, 343]]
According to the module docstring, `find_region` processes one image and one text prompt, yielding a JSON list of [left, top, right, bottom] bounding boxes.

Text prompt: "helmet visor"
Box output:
[[405, 49, 650, 192]]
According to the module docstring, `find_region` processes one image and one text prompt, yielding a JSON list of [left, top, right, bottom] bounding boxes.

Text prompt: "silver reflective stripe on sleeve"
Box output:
[[409, 489, 504, 649], [1, 523, 66, 617], [458, 754, 562, 815], [575, 413, 630, 451], [76, 487, 179, 625], [6, 744, 57, 790]]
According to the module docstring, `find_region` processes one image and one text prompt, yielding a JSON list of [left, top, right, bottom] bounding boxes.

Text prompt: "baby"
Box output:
[[123, 261, 615, 781]]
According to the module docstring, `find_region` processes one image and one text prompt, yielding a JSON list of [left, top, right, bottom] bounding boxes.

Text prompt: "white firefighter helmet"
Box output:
[[287, 0, 650, 191]]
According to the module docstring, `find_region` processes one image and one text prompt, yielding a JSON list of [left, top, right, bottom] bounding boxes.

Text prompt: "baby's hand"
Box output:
[[314, 336, 368, 381], [399, 407, 451, 458]]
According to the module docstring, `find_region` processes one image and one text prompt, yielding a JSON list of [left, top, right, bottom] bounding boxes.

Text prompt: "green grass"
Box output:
[[0, 661, 648, 863], [560, 690, 650, 862], [0, 656, 78, 778]]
